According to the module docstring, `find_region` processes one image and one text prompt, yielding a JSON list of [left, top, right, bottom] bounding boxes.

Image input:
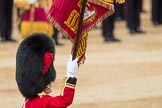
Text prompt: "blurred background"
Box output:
[[0, 0, 162, 108]]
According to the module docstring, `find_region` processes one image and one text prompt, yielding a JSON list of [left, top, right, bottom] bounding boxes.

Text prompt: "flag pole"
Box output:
[[72, 0, 87, 60]]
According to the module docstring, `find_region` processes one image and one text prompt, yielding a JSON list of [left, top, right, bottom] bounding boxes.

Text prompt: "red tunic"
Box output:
[[22, 77, 77, 108]]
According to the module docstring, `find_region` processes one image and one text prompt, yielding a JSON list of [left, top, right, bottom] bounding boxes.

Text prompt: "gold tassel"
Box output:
[[115, 0, 125, 4]]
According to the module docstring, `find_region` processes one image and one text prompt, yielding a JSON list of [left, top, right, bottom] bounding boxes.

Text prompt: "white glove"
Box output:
[[29, 0, 37, 4], [66, 56, 79, 78]]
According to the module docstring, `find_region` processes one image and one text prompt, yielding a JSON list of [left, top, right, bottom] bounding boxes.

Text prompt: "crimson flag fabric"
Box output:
[[48, 0, 114, 43]]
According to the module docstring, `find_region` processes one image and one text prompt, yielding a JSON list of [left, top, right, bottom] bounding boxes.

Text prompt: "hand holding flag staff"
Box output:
[[48, 0, 125, 64]]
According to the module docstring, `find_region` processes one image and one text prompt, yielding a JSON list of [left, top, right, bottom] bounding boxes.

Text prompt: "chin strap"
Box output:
[[37, 92, 47, 98], [115, 0, 125, 4], [37, 85, 52, 98]]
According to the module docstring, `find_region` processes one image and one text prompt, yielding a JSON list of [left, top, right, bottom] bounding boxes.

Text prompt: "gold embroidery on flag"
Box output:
[[76, 33, 88, 59], [78, 0, 83, 8], [64, 10, 79, 33]]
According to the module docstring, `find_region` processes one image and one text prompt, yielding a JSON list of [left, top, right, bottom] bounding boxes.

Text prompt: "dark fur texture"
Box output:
[[16, 33, 56, 98]]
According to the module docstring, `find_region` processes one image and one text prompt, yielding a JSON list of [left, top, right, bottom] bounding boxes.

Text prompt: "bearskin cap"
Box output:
[[16, 33, 56, 98]]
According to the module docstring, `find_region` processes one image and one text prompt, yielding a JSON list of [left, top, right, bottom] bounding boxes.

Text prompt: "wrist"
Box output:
[[66, 72, 75, 78], [66, 77, 77, 85]]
